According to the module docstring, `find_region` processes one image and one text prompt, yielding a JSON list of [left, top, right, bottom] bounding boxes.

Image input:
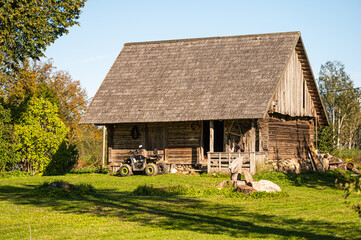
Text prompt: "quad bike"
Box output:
[[118, 145, 168, 177]]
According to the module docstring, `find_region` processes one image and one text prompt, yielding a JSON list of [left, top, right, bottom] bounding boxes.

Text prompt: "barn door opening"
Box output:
[[214, 120, 224, 152], [145, 124, 167, 156], [203, 120, 224, 154]]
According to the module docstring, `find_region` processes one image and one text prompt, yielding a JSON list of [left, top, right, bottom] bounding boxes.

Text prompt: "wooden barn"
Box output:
[[80, 31, 328, 173]]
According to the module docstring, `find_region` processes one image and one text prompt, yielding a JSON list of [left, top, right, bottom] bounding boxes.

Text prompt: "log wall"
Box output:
[[107, 121, 201, 165], [266, 117, 314, 161], [107, 123, 145, 163]]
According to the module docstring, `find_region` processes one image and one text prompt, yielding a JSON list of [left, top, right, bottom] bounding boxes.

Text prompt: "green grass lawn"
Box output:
[[0, 171, 360, 240]]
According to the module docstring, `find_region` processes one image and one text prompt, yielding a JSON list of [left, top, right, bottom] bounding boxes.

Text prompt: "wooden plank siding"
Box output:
[[107, 121, 201, 165], [267, 117, 314, 161], [271, 49, 314, 117]]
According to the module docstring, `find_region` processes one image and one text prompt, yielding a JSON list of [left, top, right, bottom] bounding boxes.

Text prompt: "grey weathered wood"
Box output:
[[102, 125, 106, 168], [210, 120, 214, 153], [243, 169, 254, 183], [272, 49, 316, 118]]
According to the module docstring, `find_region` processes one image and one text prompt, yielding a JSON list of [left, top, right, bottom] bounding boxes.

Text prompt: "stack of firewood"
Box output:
[[318, 153, 359, 174], [307, 143, 359, 174]]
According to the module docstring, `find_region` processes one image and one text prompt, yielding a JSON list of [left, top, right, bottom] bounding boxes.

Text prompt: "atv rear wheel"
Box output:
[[157, 162, 168, 175], [119, 164, 132, 177], [145, 163, 158, 176]]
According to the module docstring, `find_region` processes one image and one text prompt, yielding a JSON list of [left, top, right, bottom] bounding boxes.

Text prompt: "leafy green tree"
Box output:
[[318, 61, 361, 149], [0, 0, 86, 71], [317, 126, 334, 153], [14, 97, 68, 173]]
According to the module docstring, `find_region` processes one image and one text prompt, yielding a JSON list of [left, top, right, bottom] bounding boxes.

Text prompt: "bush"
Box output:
[[33, 180, 96, 198]]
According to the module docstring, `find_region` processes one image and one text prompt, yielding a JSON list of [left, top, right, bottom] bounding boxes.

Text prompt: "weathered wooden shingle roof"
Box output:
[[80, 31, 326, 124]]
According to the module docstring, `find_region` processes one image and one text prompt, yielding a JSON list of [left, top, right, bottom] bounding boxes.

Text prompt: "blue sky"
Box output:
[[43, 0, 361, 98]]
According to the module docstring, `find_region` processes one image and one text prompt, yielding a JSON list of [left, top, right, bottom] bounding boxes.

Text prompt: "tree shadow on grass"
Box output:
[[277, 170, 349, 189], [0, 184, 359, 239]]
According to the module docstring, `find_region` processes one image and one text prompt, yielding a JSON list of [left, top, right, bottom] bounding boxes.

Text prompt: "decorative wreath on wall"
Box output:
[[189, 122, 200, 131], [131, 126, 139, 140]]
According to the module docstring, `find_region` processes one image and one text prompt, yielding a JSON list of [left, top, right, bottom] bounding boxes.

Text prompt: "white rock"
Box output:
[[170, 164, 178, 174], [249, 180, 282, 192]]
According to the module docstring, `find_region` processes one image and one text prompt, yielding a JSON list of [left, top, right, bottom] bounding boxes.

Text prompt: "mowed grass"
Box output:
[[0, 171, 360, 240]]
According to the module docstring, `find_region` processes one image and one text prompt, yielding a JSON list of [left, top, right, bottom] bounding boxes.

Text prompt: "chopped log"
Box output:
[[216, 180, 246, 189], [322, 157, 329, 170], [337, 162, 347, 171], [346, 162, 355, 170], [237, 185, 256, 195], [231, 180, 247, 188]]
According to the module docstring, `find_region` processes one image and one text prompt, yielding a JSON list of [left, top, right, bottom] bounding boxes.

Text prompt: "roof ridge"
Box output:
[[124, 31, 301, 46]]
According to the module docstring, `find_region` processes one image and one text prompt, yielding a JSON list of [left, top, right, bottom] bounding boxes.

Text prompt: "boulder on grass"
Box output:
[[249, 180, 282, 192]]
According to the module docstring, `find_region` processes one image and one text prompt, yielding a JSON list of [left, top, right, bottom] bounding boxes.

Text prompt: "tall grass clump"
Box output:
[[33, 180, 96, 198]]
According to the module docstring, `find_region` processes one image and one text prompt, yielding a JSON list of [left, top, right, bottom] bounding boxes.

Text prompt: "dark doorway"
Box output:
[[203, 120, 224, 154], [203, 121, 210, 155], [214, 120, 224, 152]]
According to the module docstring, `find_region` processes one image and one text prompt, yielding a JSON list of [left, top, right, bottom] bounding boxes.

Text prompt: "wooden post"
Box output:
[[102, 125, 107, 168], [210, 120, 214, 152], [250, 120, 256, 174], [251, 120, 256, 152]]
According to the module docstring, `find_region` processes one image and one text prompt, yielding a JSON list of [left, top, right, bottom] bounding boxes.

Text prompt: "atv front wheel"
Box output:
[[157, 162, 168, 175], [145, 163, 158, 176], [119, 164, 132, 177]]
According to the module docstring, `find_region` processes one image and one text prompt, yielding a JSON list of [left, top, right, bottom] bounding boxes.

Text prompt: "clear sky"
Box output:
[[43, 0, 361, 98]]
